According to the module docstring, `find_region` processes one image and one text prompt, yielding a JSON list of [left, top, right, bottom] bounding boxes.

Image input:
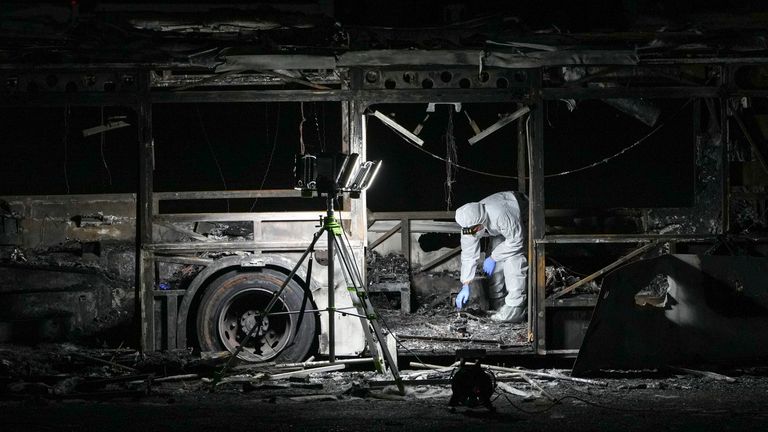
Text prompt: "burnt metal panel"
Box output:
[[138, 72, 155, 352], [573, 254, 768, 375], [0, 265, 132, 343], [644, 99, 724, 235], [542, 86, 720, 100], [359, 68, 533, 91], [546, 306, 593, 351], [530, 95, 546, 353], [150, 89, 350, 103]]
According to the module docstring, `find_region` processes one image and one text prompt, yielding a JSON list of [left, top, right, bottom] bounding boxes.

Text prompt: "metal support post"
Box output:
[[326, 195, 336, 362]]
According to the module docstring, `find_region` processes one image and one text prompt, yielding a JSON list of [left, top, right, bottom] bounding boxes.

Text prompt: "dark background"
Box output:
[[367, 99, 693, 211], [50, 0, 768, 29], [2, 0, 723, 211], [0, 98, 693, 211]]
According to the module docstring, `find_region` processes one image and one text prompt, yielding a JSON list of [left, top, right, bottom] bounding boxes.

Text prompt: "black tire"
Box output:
[[196, 268, 316, 362]]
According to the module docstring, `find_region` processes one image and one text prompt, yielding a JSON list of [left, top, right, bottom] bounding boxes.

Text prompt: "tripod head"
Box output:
[[294, 152, 382, 199]]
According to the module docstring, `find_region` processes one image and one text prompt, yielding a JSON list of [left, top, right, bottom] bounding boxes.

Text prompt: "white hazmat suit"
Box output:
[[455, 191, 528, 322]]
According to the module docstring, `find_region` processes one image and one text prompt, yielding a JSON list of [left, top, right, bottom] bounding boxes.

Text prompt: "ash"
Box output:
[[378, 303, 529, 353], [367, 251, 410, 284]]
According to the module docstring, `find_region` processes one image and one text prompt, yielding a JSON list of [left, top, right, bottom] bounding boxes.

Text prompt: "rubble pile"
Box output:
[[0, 240, 134, 279], [367, 251, 410, 284], [379, 304, 528, 353], [194, 221, 254, 242], [159, 263, 203, 291], [545, 265, 599, 297], [0, 344, 228, 400], [4, 341, 766, 419]]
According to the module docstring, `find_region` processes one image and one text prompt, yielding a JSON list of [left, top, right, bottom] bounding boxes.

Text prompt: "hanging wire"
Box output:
[[299, 101, 306, 154], [63, 105, 71, 193], [320, 102, 327, 151], [389, 124, 516, 179], [100, 106, 113, 187], [195, 104, 229, 212], [444, 108, 457, 210], [389, 98, 693, 180], [313, 102, 325, 152], [546, 256, 589, 277], [542, 98, 693, 178], [249, 103, 281, 212]]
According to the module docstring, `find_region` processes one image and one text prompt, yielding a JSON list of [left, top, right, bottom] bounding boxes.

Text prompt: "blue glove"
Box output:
[[483, 257, 496, 276], [456, 284, 470, 310]]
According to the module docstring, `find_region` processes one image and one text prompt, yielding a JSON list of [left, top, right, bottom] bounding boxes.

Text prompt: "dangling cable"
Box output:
[[250, 103, 281, 212], [444, 108, 457, 210], [390, 98, 693, 179], [299, 101, 306, 154], [313, 102, 325, 152], [195, 104, 229, 212], [321, 103, 327, 151]]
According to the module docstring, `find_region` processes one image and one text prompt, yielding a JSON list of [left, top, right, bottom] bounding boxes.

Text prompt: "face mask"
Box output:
[[461, 225, 482, 236]]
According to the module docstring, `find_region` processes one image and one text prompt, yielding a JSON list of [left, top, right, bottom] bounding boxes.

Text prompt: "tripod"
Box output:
[[212, 193, 404, 394]]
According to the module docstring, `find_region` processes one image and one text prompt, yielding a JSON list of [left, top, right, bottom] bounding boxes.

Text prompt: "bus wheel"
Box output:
[[196, 269, 316, 362]]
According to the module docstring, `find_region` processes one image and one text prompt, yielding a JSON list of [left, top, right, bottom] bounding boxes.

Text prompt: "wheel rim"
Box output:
[[217, 287, 295, 361]]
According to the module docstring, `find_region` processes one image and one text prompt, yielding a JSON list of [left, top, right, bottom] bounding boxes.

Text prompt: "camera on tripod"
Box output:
[[294, 152, 382, 198]]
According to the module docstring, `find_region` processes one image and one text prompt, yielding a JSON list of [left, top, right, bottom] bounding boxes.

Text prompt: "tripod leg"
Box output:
[[294, 252, 314, 336], [330, 234, 382, 368], [332, 233, 404, 394]]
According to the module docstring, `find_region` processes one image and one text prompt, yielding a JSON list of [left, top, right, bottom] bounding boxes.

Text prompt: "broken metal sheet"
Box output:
[[485, 50, 639, 68], [371, 110, 424, 146], [338, 50, 483, 67], [128, 19, 285, 33], [573, 254, 768, 376], [338, 49, 639, 68], [468, 106, 530, 146], [216, 55, 337, 73], [600, 97, 661, 127], [486, 40, 559, 52]]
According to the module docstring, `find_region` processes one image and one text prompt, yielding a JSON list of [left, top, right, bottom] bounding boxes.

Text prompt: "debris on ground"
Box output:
[[379, 304, 528, 352], [0, 341, 757, 415], [0, 344, 223, 400]]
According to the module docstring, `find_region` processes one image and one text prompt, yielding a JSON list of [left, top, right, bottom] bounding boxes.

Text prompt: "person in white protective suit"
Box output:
[[454, 191, 528, 323]]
